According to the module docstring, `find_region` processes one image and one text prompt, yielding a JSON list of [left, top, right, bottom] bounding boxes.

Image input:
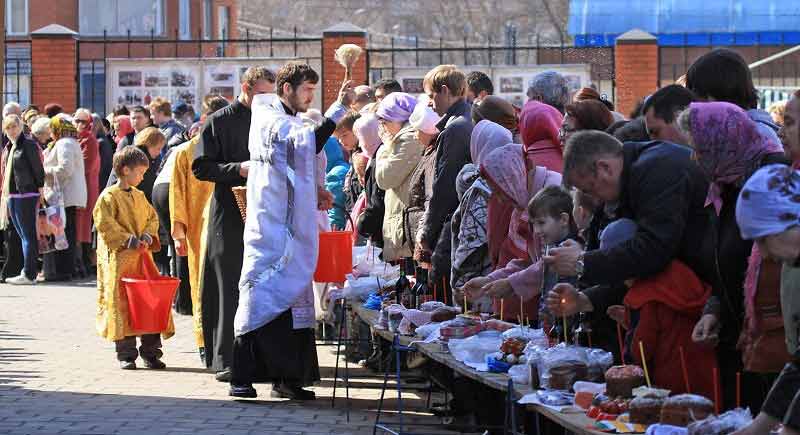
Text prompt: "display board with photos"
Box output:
[[107, 58, 322, 111]]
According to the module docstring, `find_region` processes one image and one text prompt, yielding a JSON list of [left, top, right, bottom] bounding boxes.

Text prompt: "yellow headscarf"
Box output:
[[49, 115, 77, 139]]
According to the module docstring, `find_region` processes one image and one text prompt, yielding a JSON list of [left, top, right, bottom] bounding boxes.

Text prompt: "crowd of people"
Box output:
[[1, 47, 798, 434]]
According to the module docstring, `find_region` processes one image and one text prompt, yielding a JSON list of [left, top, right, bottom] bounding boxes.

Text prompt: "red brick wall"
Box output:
[[322, 34, 367, 108], [31, 36, 77, 112], [29, 0, 78, 32], [614, 42, 658, 116]]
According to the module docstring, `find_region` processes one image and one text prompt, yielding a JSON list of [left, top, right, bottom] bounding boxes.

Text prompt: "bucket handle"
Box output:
[[329, 203, 355, 232], [138, 246, 160, 282]]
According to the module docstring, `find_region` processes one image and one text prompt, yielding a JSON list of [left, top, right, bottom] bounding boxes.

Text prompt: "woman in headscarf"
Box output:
[[471, 96, 519, 140], [0, 115, 44, 285], [679, 101, 788, 412], [462, 144, 562, 323], [406, 99, 440, 262], [779, 90, 800, 169], [73, 108, 100, 278], [374, 92, 422, 261], [42, 115, 86, 282], [322, 131, 350, 230], [354, 114, 385, 249], [519, 99, 564, 173], [450, 120, 512, 291], [112, 115, 134, 149]]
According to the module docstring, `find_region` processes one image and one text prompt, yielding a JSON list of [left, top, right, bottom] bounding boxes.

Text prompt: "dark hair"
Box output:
[[101, 118, 111, 132], [573, 189, 602, 212], [528, 185, 574, 220], [466, 71, 494, 97], [202, 95, 229, 115], [686, 48, 758, 110], [374, 79, 402, 94], [628, 98, 646, 119], [573, 87, 614, 111], [336, 111, 361, 132], [641, 85, 695, 124], [113, 146, 150, 175], [565, 100, 614, 131], [44, 103, 63, 118], [112, 104, 130, 117], [130, 105, 151, 118], [563, 130, 624, 184], [607, 117, 650, 142], [276, 62, 319, 97]]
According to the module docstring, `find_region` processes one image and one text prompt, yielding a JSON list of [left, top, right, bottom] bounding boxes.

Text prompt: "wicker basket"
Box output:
[[231, 186, 247, 222]]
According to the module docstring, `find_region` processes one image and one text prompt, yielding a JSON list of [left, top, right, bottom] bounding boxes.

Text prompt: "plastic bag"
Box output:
[[538, 344, 589, 391], [343, 274, 398, 301], [585, 348, 614, 382], [449, 334, 503, 364], [687, 408, 752, 435], [509, 363, 529, 385]]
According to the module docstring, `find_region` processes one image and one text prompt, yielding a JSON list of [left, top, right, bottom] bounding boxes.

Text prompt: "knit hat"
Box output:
[[409, 102, 440, 135], [376, 92, 417, 123], [600, 218, 638, 250]]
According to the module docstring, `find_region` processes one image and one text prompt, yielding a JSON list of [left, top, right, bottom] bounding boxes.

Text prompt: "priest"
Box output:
[[229, 62, 352, 400], [192, 67, 276, 381]]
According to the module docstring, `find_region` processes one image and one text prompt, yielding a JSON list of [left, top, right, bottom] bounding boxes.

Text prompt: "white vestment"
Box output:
[[234, 94, 319, 336]]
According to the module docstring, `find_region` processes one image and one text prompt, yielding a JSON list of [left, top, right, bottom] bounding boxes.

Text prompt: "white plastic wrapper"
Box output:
[[449, 334, 503, 364], [537, 344, 589, 390], [508, 364, 529, 385], [503, 326, 547, 344], [687, 408, 753, 435], [342, 275, 398, 300]]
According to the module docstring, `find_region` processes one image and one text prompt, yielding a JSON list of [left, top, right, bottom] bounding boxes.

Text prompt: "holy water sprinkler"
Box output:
[[334, 44, 363, 82]]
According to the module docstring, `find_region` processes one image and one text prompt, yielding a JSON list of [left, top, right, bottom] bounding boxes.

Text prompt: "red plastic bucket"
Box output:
[[121, 254, 180, 333], [314, 230, 353, 283]]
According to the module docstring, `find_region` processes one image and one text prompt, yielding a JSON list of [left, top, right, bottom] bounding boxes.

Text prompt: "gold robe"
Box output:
[[169, 136, 213, 347], [94, 184, 174, 342]]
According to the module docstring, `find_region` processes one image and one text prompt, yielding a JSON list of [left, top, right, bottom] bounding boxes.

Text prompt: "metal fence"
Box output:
[[366, 36, 616, 100], [75, 29, 322, 114]]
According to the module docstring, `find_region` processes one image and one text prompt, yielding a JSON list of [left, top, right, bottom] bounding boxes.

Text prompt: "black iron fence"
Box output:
[[3, 38, 32, 108]]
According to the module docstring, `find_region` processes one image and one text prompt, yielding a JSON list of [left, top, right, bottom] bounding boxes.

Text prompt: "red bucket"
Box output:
[[122, 253, 180, 333], [314, 230, 353, 283]]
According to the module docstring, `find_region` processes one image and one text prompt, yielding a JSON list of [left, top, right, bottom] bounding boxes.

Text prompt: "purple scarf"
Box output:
[[376, 92, 417, 123]]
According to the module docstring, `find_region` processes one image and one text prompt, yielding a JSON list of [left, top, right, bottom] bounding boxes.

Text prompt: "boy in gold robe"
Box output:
[[94, 146, 172, 370]]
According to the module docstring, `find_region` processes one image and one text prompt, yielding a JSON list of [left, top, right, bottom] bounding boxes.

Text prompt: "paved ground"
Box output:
[[0, 279, 452, 435]]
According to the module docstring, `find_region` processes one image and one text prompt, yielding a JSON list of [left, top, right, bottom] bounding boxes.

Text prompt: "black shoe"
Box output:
[[215, 369, 231, 382], [229, 383, 257, 398], [119, 360, 136, 370], [270, 383, 315, 400], [198, 347, 205, 364], [143, 358, 166, 369]]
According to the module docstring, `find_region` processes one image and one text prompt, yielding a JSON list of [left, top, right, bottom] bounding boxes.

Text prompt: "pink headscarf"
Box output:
[[688, 102, 784, 214], [520, 100, 564, 172], [353, 114, 382, 159], [470, 120, 513, 167], [114, 115, 134, 145], [481, 144, 529, 210]]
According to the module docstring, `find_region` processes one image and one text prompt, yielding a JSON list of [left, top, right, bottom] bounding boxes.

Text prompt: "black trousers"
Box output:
[[1, 225, 23, 280], [763, 361, 800, 430], [151, 183, 191, 314], [43, 206, 77, 281], [114, 334, 162, 362]]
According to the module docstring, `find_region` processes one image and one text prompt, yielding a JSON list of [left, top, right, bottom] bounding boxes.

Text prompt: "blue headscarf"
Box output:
[[736, 164, 800, 240]]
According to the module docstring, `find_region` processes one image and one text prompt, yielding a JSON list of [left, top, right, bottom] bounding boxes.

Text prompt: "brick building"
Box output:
[[2, 0, 237, 113]]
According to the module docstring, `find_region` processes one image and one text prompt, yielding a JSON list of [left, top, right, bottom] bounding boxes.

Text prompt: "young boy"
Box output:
[[602, 218, 716, 399], [94, 146, 171, 370], [528, 185, 579, 334]]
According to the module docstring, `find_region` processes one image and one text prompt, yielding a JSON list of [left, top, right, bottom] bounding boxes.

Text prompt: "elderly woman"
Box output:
[[734, 164, 800, 435], [406, 101, 441, 260], [30, 117, 51, 149], [1, 115, 45, 285], [519, 100, 564, 174], [678, 102, 787, 412], [560, 100, 615, 148], [73, 108, 100, 278], [354, 114, 386, 249], [42, 115, 86, 282], [374, 92, 422, 262]]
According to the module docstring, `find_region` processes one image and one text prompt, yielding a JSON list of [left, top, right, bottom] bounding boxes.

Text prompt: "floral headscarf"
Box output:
[[481, 144, 528, 209], [456, 163, 480, 200], [50, 114, 77, 139], [688, 101, 784, 214], [736, 164, 800, 240], [469, 120, 513, 167]]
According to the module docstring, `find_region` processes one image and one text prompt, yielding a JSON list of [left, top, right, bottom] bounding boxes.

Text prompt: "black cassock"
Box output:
[[192, 100, 250, 371]]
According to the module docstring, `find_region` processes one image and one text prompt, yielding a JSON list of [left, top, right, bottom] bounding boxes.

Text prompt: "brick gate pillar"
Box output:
[[614, 29, 659, 117], [322, 23, 367, 109], [31, 24, 78, 113]]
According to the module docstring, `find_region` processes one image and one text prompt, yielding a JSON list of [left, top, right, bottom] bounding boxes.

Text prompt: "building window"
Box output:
[[79, 61, 105, 113], [218, 6, 229, 39], [179, 0, 191, 40], [5, 0, 28, 36], [203, 0, 212, 40], [3, 43, 31, 107], [78, 0, 165, 36]]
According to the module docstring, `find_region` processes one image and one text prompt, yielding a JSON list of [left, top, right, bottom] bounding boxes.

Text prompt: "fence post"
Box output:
[[321, 23, 367, 108], [614, 29, 658, 117], [30, 24, 78, 112]]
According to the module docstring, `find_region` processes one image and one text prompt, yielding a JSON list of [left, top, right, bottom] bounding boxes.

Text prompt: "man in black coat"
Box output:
[[543, 132, 714, 323], [192, 67, 276, 380]]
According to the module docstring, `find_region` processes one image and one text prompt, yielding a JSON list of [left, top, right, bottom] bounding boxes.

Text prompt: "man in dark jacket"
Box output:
[[417, 65, 474, 268], [543, 132, 714, 320]]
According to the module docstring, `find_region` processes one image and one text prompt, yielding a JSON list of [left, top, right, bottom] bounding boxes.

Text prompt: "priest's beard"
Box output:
[[285, 91, 312, 114]]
